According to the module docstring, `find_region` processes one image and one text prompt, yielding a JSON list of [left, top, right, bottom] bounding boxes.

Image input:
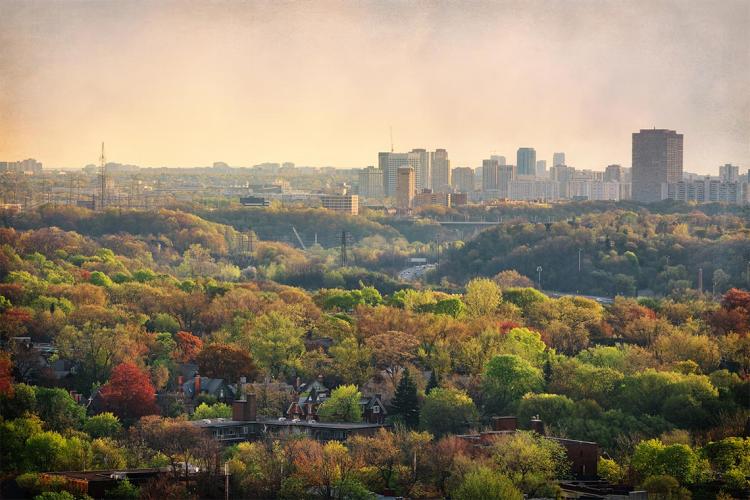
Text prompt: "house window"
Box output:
[[372, 406, 380, 414], [242, 426, 248, 435]]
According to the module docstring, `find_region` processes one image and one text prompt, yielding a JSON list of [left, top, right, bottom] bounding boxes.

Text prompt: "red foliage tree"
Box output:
[[711, 288, 750, 335], [0, 352, 13, 396], [99, 362, 158, 421], [196, 343, 257, 382], [173, 331, 203, 363]]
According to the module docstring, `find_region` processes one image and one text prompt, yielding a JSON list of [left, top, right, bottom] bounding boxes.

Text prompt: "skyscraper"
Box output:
[[430, 149, 451, 193], [604, 164, 623, 182], [452, 167, 475, 193], [536, 160, 547, 178], [632, 129, 683, 203], [408, 149, 431, 192], [378, 152, 408, 197], [482, 159, 501, 191], [396, 167, 416, 209], [358, 166, 384, 198], [490, 155, 506, 166], [719, 164, 739, 183], [553, 152, 566, 167], [517, 148, 536, 176]]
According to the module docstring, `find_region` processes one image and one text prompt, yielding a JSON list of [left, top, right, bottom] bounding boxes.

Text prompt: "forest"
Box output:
[[0, 205, 748, 499]]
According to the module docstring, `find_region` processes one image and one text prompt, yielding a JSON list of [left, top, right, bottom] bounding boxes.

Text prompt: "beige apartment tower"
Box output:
[[396, 167, 416, 209]]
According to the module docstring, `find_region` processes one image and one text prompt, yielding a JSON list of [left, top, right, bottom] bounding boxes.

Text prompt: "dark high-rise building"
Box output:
[[632, 129, 683, 203], [604, 164, 623, 182], [517, 147, 536, 176]]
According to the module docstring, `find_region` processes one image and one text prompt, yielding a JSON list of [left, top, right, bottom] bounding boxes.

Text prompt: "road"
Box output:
[[398, 264, 437, 281]]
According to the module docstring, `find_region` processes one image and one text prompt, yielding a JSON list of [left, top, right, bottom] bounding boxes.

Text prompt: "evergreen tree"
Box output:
[[426, 370, 439, 394], [389, 368, 420, 428]]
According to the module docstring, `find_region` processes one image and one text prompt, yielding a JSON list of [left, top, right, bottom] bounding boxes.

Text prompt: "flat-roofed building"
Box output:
[[396, 167, 416, 209], [358, 166, 384, 198], [321, 194, 359, 215]]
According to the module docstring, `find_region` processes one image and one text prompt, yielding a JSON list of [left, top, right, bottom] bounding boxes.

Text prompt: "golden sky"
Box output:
[[0, 0, 748, 173]]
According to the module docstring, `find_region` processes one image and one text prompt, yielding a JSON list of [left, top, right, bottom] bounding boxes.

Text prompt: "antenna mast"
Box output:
[[99, 142, 107, 210], [389, 126, 394, 153]]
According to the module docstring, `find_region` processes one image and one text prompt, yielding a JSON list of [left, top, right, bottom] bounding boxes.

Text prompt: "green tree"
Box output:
[[84, 412, 122, 439], [452, 466, 523, 500], [34, 387, 85, 432], [329, 338, 373, 387], [25, 431, 66, 471], [389, 368, 420, 428], [421, 388, 477, 436], [104, 478, 139, 499], [317, 385, 362, 423], [491, 431, 570, 495], [482, 355, 544, 415], [641, 475, 691, 500], [191, 402, 232, 420], [243, 311, 305, 378], [464, 278, 502, 317]]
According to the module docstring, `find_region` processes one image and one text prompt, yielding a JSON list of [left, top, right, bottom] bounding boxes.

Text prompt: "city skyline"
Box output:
[[1, 0, 748, 173]]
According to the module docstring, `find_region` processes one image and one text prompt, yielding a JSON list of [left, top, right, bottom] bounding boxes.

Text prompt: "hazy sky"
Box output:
[[1, 0, 748, 173]]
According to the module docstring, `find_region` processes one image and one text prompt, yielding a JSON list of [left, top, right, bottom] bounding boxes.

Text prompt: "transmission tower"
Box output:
[[340, 230, 352, 267], [99, 142, 107, 210]]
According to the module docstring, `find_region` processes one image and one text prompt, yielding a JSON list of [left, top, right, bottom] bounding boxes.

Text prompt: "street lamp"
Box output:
[[537, 266, 543, 290]]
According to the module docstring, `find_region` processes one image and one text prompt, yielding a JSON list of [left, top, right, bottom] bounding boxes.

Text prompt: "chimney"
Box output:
[[194, 373, 201, 395], [492, 416, 518, 432], [530, 416, 544, 435], [232, 394, 257, 421], [177, 375, 184, 393]]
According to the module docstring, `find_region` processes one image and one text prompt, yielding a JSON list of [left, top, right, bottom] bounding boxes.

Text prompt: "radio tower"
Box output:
[[99, 142, 107, 210]]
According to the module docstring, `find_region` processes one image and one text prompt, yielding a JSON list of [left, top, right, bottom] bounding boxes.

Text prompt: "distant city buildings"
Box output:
[[430, 149, 451, 193], [719, 164, 740, 183], [0, 158, 42, 174], [451, 167, 475, 193], [516, 148, 537, 176], [490, 155, 506, 166], [553, 152, 566, 167], [321, 194, 359, 215], [536, 160, 547, 178], [632, 128, 683, 203], [378, 152, 408, 197], [358, 166, 384, 198], [396, 167, 415, 209], [414, 189, 451, 208], [408, 149, 431, 192]]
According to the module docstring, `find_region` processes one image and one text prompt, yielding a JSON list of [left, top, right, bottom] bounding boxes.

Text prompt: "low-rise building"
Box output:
[[320, 194, 359, 215]]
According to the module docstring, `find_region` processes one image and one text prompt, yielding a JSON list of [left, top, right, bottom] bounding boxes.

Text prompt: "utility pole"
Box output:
[[340, 231, 348, 267], [537, 266, 543, 290], [99, 142, 107, 210], [698, 267, 703, 293]]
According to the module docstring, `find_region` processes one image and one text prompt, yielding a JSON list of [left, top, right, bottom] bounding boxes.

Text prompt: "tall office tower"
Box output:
[[396, 167, 416, 209], [632, 129, 683, 203], [358, 166, 384, 198], [719, 164, 740, 183], [536, 160, 547, 178], [378, 152, 408, 197], [490, 155, 506, 166], [498, 165, 515, 197], [482, 159, 501, 191], [517, 148, 537, 176], [408, 149, 431, 191], [430, 149, 451, 193], [452, 167, 476, 193], [604, 164, 624, 182], [553, 152, 566, 167]]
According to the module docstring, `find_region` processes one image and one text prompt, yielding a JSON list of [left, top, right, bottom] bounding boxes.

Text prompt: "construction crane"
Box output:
[[291, 226, 306, 250]]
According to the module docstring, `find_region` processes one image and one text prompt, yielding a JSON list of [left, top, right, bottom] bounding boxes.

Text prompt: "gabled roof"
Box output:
[[182, 377, 235, 399]]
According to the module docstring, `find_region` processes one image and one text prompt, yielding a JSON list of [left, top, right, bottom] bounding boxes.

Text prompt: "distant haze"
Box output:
[[1, 0, 748, 173]]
